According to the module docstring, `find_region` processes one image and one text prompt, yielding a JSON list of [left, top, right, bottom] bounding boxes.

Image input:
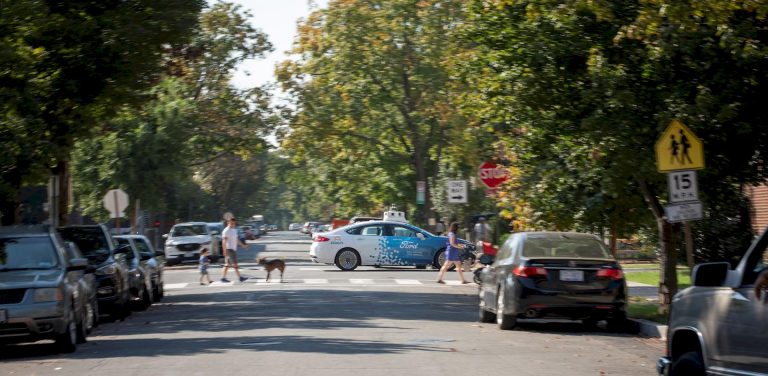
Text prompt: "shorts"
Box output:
[[225, 249, 238, 266]]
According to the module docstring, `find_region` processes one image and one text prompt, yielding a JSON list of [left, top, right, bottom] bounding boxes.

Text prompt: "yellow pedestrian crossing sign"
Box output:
[[655, 120, 705, 172]]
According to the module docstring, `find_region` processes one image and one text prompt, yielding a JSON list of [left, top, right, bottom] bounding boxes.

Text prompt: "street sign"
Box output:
[[447, 180, 467, 204], [416, 181, 425, 204], [102, 189, 128, 218], [665, 201, 703, 223], [667, 170, 699, 203], [478, 161, 508, 189], [655, 120, 705, 172]]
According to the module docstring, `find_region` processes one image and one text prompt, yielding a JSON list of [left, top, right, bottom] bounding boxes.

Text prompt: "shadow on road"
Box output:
[[1, 287, 639, 360]]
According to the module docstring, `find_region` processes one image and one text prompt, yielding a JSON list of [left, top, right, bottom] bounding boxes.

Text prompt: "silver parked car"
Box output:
[[657, 227, 768, 376], [0, 226, 90, 353]]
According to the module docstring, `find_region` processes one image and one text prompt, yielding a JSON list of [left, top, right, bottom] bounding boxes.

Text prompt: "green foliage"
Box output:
[[0, 0, 204, 224], [276, 0, 486, 224], [70, 3, 274, 223]]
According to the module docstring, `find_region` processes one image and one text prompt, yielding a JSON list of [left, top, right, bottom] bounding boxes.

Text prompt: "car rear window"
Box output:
[[522, 235, 611, 259], [59, 228, 112, 265], [0, 237, 60, 270]]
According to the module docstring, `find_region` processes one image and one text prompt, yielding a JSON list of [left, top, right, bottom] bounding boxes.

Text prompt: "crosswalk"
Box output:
[[165, 278, 473, 290]]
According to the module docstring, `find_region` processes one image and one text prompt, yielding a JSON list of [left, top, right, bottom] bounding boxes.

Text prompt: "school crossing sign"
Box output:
[[655, 120, 705, 172]]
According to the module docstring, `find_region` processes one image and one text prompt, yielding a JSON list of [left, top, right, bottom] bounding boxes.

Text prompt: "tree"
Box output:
[[463, 0, 768, 310], [276, 0, 482, 224], [70, 2, 275, 223], [0, 0, 204, 225]]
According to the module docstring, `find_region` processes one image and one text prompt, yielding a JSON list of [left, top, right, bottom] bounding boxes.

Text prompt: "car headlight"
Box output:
[[34, 288, 64, 302], [95, 265, 117, 276]]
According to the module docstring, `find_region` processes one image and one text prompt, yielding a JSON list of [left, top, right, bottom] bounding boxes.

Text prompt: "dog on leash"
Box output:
[[256, 257, 285, 282]]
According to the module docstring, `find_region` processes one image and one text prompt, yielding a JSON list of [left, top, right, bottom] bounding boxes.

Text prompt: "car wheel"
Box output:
[[432, 249, 446, 269], [55, 310, 78, 353], [334, 248, 360, 271], [581, 318, 599, 329], [479, 290, 496, 323], [84, 301, 95, 334], [606, 311, 629, 332], [670, 351, 705, 376], [496, 285, 517, 330], [165, 258, 180, 267], [76, 308, 88, 344], [153, 281, 164, 302]]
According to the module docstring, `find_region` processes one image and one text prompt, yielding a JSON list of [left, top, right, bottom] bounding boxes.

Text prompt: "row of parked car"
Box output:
[[0, 224, 165, 353]]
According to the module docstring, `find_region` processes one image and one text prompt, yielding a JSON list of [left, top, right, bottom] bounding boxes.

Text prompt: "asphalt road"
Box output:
[[1, 231, 663, 376]]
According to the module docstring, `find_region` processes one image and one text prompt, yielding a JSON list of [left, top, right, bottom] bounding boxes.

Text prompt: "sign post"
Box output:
[[102, 189, 129, 232], [655, 120, 705, 223], [416, 181, 426, 204], [478, 161, 509, 189], [447, 180, 467, 204]]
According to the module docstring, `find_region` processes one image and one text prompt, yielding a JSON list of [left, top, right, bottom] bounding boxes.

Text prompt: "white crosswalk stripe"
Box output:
[[165, 283, 189, 290], [349, 279, 373, 284], [394, 279, 422, 285]]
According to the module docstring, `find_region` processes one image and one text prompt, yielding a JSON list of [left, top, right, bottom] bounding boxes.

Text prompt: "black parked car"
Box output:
[[59, 225, 132, 321], [114, 235, 164, 308], [478, 232, 628, 330], [0, 226, 90, 352]]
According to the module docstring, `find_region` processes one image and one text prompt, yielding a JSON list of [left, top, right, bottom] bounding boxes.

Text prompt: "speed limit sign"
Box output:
[[667, 170, 699, 203]]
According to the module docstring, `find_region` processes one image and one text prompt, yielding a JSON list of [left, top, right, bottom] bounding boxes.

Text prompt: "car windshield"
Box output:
[[114, 238, 136, 260], [59, 227, 112, 265], [171, 225, 208, 237], [0, 237, 60, 270], [522, 235, 612, 259]]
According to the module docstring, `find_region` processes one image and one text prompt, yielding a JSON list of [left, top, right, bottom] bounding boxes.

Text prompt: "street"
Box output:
[[1, 231, 662, 375]]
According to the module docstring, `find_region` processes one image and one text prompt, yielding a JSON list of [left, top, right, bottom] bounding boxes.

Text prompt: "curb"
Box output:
[[631, 318, 667, 340]]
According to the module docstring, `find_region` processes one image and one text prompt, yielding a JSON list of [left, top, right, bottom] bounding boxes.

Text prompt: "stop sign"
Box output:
[[478, 161, 508, 189]]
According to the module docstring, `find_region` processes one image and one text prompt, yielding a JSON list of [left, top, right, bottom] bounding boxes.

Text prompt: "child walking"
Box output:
[[199, 249, 212, 285]]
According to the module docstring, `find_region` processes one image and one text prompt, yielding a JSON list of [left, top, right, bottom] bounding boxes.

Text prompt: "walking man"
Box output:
[[221, 217, 248, 283], [474, 217, 491, 243]]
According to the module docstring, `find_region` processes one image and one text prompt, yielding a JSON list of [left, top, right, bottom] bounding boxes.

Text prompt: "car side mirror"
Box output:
[[416, 233, 425, 240], [692, 262, 730, 287], [140, 252, 152, 261], [67, 258, 88, 271], [210, 230, 219, 235], [162, 234, 168, 239], [479, 254, 494, 265]]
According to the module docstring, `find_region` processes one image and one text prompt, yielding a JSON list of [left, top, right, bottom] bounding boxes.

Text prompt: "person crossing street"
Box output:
[[220, 217, 248, 283]]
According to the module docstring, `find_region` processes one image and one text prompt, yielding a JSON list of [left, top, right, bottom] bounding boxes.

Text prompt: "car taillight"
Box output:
[[313, 235, 330, 242], [514, 265, 548, 278], [596, 268, 624, 280]]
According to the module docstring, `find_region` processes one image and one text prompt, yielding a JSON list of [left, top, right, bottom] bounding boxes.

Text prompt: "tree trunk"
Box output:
[[637, 179, 678, 313], [684, 221, 695, 267], [52, 160, 71, 227], [609, 222, 618, 258]]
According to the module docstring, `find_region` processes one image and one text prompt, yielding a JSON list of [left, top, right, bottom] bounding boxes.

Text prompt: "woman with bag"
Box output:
[[436, 222, 468, 284]]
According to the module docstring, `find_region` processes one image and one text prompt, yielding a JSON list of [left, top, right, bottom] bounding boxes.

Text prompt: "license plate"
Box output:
[[560, 270, 584, 282], [0, 309, 7, 324]]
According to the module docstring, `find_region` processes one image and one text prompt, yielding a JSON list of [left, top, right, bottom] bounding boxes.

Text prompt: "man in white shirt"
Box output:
[[221, 217, 248, 283]]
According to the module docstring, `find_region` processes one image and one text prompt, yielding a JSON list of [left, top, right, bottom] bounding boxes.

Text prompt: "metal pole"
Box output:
[[113, 190, 120, 233]]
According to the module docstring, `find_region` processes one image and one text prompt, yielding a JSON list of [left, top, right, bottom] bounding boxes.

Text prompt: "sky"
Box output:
[[228, 0, 329, 90]]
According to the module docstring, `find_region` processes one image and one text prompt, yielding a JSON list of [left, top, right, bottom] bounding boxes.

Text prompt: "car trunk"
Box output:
[[524, 258, 621, 293]]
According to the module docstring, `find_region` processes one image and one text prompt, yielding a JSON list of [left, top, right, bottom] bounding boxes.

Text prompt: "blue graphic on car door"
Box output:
[[376, 225, 431, 265]]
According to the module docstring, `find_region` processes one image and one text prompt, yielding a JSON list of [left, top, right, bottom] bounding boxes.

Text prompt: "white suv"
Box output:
[[163, 222, 221, 266]]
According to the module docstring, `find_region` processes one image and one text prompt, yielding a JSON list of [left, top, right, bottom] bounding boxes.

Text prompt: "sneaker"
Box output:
[[200, 282, 205, 285], [239, 276, 248, 282], [221, 278, 230, 283], [436, 280, 445, 284]]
